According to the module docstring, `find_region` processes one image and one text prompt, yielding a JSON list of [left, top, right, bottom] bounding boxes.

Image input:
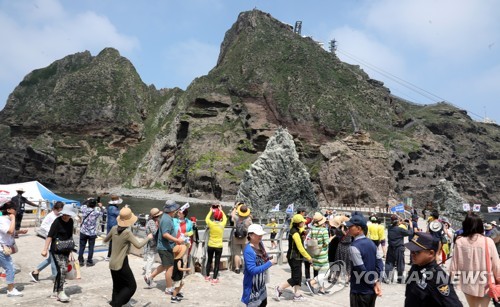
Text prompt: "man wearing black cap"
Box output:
[[10, 188, 38, 237], [404, 232, 462, 307], [346, 214, 383, 307]]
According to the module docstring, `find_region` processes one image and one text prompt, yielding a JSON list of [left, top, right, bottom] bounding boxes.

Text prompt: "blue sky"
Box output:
[[1, 0, 499, 123]]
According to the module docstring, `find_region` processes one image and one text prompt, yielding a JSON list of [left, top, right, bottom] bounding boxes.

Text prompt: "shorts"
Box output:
[[158, 250, 174, 267], [232, 242, 245, 256], [172, 279, 183, 288], [270, 233, 277, 241]]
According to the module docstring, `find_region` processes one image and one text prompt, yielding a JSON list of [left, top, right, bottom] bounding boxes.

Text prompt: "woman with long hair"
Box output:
[[104, 207, 152, 307], [204, 204, 227, 284], [450, 212, 500, 307], [174, 204, 194, 266], [0, 200, 26, 297], [275, 214, 312, 302], [42, 204, 77, 302], [241, 224, 273, 307]]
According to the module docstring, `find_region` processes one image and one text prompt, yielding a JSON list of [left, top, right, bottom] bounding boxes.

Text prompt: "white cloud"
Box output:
[[0, 0, 139, 107], [329, 26, 406, 79], [162, 39, 219, 88], [365, 0, 500, 60]]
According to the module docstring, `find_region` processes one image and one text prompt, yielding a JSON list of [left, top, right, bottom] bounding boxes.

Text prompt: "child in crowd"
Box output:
[[171, 244, 190, 303]]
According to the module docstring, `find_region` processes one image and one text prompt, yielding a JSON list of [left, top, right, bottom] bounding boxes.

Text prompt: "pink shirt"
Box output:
[[450, 234, 500, 297]]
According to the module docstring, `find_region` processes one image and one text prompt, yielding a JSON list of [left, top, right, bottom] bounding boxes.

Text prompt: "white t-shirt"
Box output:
[[38, 211, 59, 238], [0, 216, 14, 246]]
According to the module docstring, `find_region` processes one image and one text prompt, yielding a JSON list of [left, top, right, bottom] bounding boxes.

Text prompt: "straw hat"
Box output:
[[329, 216, 342, 228], [173, 244, 187, 260], [313, 212, 326, 226], [149, 207, 162, 218], [485, 223, 493, 231], [117, 207, 138, 227], [15, 187, 25, 193], [237, 205, 251, 217]]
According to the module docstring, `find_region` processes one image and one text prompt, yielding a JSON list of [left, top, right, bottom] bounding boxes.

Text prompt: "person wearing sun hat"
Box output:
[[231, 203, 253, 274], [41, 204, 77, 302], [103, 207, 153, 307], [10, 187, 38, 237], [275, 213, 312, 302], [170, 244, 190, 303], [404, 232, 462, 307], [305, 212, 330, 295], [143, 208, 162, 285], [241, 224, 274, 306]]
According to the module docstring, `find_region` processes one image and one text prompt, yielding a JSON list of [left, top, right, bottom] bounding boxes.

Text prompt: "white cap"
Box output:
[[247, 224, 266, 236]]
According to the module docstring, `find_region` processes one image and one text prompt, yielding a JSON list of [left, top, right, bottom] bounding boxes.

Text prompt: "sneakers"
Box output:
[[7, 288, 23, 297], [86, 261, 95, 267], [211, 278, 219, 285], [57, 291, 70, 302], [317, 289, 330, 295], [170, 296, 181, 304], [176, 293, 184, 299], [234, 268, 240, 274], [165, 288, 174, 295], [144, 275, 153, 288], [274, 285, 283, 301], [30, 271, 40, 282], [204, 276, 212, 282], [305, 279, 315, 294], [79, 261, 85, 267], [104, 256, 110, 261], [293, 295, 305, 302]]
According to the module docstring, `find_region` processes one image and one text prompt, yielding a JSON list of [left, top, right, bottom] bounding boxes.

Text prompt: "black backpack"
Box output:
[[234, 219, 248, 238]]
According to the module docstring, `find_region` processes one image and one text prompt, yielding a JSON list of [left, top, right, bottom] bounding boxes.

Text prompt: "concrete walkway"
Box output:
[[1, 222, 473, 307]]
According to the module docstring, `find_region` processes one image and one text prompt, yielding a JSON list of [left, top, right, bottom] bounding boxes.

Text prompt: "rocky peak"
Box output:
[[236, 128, 318, 216]]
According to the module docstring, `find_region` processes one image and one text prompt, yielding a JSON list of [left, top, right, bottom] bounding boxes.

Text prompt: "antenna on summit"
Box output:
[[294, 21, 302, 35], [329, 39, 337, 53]]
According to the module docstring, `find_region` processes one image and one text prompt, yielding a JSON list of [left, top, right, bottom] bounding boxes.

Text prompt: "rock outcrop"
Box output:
[[317, 131, 395, 206], [236, 128, 318, 216], [433, 179, 467, 222]]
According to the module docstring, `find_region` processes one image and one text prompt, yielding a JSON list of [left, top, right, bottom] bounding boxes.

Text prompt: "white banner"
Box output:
[[472, 204, 481, 212], [463, 203, 470, 211]]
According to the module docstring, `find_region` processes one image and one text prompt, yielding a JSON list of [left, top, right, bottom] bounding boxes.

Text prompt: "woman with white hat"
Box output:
[[41, 204, 77, 302], [103, 207, 153, 307], [241, 224, 274, 307]]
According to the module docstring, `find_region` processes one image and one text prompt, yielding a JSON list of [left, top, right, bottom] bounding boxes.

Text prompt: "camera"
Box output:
[[212, 204, 218, 209]]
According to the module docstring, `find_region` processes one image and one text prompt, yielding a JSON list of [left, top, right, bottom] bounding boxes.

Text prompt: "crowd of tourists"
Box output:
[[1, 188, 500, 307]]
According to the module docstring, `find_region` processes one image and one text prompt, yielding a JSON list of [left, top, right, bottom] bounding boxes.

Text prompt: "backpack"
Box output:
[[234, 219, 248, 238]]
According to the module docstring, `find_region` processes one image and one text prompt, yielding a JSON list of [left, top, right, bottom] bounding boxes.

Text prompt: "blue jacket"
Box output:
[[241, 243, 272, 306], [106, 205, 119, 233], [349, 234, 384, 295]]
